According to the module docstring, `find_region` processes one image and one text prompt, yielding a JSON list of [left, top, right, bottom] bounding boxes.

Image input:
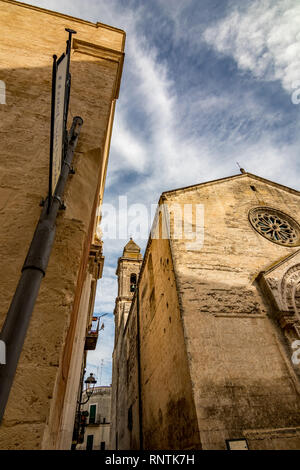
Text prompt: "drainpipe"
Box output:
[[0, 116, 83, 423], [136, 285, 144, 450]]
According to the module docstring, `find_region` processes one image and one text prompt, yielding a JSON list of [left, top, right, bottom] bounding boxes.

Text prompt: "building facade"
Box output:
[[110, 239, 143, 450], [77, 386, 112, 451], [0, 0, 125, 449], [111, 173, 300, 450]]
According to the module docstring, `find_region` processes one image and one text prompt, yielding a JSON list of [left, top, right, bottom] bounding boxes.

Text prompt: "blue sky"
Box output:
[[20, 0, 300, 385]]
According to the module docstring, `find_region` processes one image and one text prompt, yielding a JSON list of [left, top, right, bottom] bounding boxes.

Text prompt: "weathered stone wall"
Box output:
[[0, 0, 125, 449], [110, 301, 140, 450], [165, 174, 300, 449], [111, 237, 201, 450], [112, 174, 300, 450], [138, 238, 201, 449], [111, 244, 143, 450]]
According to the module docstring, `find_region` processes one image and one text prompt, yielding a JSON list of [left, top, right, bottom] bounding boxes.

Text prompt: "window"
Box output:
[[0, 80, 5, 105], [86, 435, 94, 451], [130, 273, 137, 292], [249, 207, 300, 247], [100, 441, 106, 450], [89, 404, 96, 424]]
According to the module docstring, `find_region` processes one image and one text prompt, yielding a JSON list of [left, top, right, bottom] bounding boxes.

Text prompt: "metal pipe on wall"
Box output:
[[136, 285, 144, 450], [0, 116, 83, 423]]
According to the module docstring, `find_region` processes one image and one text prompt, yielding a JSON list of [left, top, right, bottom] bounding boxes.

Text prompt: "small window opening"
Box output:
[[86, 435, 94, 451], [130, 273, 137, 292], [89, 404, 96, 424]]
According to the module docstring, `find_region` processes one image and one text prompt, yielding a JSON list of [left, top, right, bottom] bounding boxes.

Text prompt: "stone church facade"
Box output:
[[0, 0, 125, 449], [110, 172, 300, 450]]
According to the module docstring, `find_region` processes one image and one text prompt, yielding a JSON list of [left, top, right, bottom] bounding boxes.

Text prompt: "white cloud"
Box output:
[[110, 113, 148, 173], [203, 0, 300, 93]]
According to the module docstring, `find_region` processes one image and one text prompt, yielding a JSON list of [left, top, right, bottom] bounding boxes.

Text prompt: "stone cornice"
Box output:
[[260, 249, 300, 276], [89, 243, 104, 280], [243, 426, 300, 440], [1, 0, 126, 37], [72, 38, 125, 99], [115, 255, 143, 276]]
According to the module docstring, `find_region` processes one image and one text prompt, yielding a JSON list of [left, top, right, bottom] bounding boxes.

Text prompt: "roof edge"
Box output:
[[259, 248, 300, 277], [160, 173, 300, 200], [1, 0, 126, 38]]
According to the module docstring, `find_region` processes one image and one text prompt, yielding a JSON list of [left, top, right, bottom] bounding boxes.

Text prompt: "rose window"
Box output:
[[249, 207, 300, 246]]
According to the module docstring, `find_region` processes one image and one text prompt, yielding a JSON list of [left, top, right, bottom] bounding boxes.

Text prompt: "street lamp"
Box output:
[[78, 372, 97, 406], [84, 373, 97, 401], [71, 371, 97, 449]]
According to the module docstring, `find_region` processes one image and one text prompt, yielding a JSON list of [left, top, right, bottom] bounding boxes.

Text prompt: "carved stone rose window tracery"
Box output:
[[249, 207, 300, 247]]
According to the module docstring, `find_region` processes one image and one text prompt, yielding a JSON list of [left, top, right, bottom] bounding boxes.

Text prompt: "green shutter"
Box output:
[[89, 404, 96, 424], [86, 435, 94, 451]]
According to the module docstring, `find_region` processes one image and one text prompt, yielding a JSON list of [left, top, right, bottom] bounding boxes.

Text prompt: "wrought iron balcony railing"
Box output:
[[84, 316, 100, 351]]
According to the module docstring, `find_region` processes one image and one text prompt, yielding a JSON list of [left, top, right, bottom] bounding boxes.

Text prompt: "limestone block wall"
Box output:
[[138, 238, 201, 449], [110, 299, 140, 450], [52, 271, 92, 450], [111, 238, 201, 450], [0, 0, 125, 449], [165, 174, 300, 449]]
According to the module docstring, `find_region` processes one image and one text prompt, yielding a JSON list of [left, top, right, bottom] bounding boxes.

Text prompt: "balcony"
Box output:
[[88, 413, 110, 426], [84, 317, 100, 351]]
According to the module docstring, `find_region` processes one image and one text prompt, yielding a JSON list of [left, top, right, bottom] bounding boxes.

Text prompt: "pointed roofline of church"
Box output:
[[160, 172, 300, 199], [121, 170, 300, 342], [115, 238, 142, 276], [123, 238, 141, 255]]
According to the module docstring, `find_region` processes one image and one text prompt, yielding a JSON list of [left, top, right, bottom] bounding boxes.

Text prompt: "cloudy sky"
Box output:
[[21, 0, 300, 385]]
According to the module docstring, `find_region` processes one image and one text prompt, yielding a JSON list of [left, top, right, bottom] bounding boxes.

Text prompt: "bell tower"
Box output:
[[114, 239, 143, 339]]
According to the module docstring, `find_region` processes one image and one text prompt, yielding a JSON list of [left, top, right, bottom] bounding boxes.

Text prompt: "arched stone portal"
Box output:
[[259, 252, 300, 338]]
